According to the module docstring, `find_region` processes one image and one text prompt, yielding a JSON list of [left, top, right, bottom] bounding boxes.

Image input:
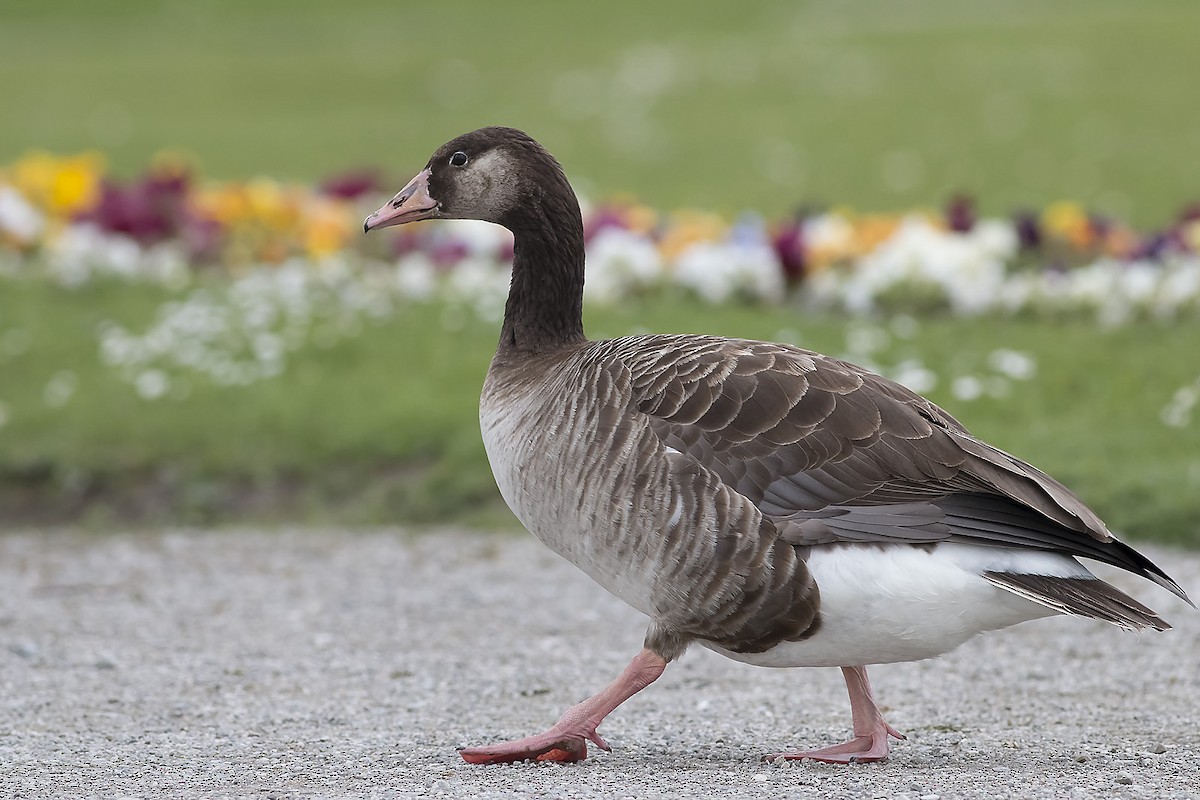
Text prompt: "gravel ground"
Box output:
[[1, 528, 1197, 799]]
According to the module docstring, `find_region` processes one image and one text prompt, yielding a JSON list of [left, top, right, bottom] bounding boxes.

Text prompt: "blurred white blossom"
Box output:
[[0, 186, 44, 243], [674, 240, 783, 304], [952, 375, 985, 402], [1162, 377, 1200, 429], [888, 359, 938, 394], [584, 228, 664, 304], [42, 370, 78, 408], [987, 349, 1037, 380]]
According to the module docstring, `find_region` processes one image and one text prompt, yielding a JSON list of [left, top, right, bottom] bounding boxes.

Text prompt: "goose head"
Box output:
[[363, 126, 575, 234], [364, 126, 587, 351]]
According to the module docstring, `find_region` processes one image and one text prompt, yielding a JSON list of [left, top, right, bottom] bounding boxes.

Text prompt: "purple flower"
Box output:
[[320, 169, 381, 200], [389, 229, 426, 258], [75, 163, 197, 246], [1131, 232, 1170, 261], [584, 207, 628, 243], [944, 194, 975, 233], [429, 238, 470, 267], [81, 180, 170, 242], [771, 217, 806, 283], [1012, 211, 1042, 250]]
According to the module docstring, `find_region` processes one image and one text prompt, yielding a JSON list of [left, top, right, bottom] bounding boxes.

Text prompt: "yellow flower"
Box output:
[[245, 179, 298, 232], [10, 151, 105, 217], [1042, 201, 1093, 249], [303, 197, 352, 259], [659, 210, 727, 261], [1182, 219, 1200, 254], [192, 184, 243, 226], [604, 195, 659, 235]]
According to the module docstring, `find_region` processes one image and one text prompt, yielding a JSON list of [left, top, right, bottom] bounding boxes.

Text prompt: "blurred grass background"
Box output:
[[5, 0, 1200, 222], [2, 0, 1199, 542]]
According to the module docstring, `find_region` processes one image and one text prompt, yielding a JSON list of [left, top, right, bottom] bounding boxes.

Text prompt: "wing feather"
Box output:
[[609, 334, 1190, 604]]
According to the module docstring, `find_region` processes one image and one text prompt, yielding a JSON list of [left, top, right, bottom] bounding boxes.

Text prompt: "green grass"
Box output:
[[3, 0, 1200, 224], [2, 279, 1198, 544], [2, 1, 1199, 541]]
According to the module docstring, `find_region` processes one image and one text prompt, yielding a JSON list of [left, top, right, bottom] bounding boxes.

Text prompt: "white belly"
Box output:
[[706, 543, 1082, 668]]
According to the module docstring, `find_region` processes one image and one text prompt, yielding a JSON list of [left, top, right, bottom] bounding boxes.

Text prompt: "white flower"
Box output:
[[987, 349, 1037, 380], [0, 186, 44, 242], [42, 223, 188, 287], [584, 228, 664, 304], [844, 323, 890, 356], [42, 370, 78, 408], [437, 219, 513, 257], [889, 359, 938, 394], [673, 241, 783, 304], [443, 257, 510, 321], [803, 213, 854, 254], [967, 219, 1019, 260], [858, 218, 998, 313], [393, 255, 437, 301], [135, 369, 170, 400], [1161, 383, 1198, 429], [951, 375, 984, 402]]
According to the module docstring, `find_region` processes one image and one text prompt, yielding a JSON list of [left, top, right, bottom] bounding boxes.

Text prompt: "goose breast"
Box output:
[[482, 336, 823, 658]]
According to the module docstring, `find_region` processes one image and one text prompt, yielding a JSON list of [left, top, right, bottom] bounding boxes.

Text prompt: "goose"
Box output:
[[364, 126, 1192, 765]]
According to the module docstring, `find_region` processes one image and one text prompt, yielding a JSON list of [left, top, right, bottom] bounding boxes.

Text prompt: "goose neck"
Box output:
[[497, 196, 587, 354]]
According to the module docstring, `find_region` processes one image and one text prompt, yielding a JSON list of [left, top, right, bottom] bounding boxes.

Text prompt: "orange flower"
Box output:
[[1099, 224, 1138, 259], [1041, 201, 1093, 249], [852, 214, 903, 256]]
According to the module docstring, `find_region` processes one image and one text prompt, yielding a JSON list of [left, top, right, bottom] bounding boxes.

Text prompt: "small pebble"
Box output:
[[1149, 742, 1167, 754], [1115, 771, 1134, 785], [8, 642, 39, 659]]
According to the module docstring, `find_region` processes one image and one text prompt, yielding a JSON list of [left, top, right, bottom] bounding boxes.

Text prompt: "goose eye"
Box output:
[[449, 151, 469, 167]]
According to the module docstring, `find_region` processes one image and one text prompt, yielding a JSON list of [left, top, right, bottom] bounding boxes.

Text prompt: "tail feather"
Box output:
[[984, 572, 1171, 632]]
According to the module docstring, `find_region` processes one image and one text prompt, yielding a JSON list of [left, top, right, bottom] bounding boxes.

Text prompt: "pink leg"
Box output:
[[765, 665, 906, 764], [459, 648, 667, 765]]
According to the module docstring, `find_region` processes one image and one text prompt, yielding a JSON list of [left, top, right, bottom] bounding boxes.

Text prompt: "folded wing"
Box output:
[[617, 335, 1190, 607]]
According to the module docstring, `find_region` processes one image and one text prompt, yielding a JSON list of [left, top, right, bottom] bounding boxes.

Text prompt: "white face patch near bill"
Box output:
[[449, 149, 522, 221]]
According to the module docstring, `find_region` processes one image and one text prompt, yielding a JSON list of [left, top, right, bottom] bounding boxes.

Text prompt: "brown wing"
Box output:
[[611, 333, 1188, 602]]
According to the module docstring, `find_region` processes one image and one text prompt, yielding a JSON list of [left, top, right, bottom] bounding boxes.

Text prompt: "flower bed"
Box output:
[[2, 150, 1199, 322]]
